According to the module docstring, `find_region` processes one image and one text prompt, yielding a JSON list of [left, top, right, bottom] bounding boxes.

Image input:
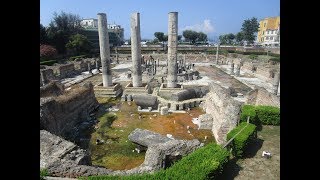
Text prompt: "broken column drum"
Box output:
[[95, 58, 101, 72], [215, 43, 220, 64], [272, 72, 280, 95], [97, 13, 113, 87], [167, 12, 178, 88], [87, 62, 92, 74], [230, 63, 235, 75], [235, 64, 240, 76], [130, 12, 142, 87], [40, 71, 47, 86]]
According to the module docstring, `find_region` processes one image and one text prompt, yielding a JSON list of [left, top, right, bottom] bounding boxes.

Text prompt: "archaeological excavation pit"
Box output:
[[89, 97, 215, 170]]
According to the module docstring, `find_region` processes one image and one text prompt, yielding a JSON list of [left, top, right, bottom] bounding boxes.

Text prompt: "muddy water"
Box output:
[[90, 98, 215, 170]]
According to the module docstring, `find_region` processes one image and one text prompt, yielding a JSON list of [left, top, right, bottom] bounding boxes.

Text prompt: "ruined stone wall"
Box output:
[[200, 82, 243, 144], [58, 63, 76, 78], [246, 87, 280, 108], [254, 65, 279, 82], [242, 62, 257, 73], [74, 61, 88, 72], [40, 83, 99, 141], [42, 128, 201, 178], [40, 81, 65, 98], [40, 68, 57, 86]]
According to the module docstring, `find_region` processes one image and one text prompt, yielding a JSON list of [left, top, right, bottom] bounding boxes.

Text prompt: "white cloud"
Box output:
[[181, 19, 215, 34]]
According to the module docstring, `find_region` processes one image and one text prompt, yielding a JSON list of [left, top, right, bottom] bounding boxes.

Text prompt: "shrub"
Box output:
[[269, 53, 280, 57], [240, 105, 280, 125], [40, 44, 58, 59], [269, 57, 280, 62], [69, 55, 87, 61], [240, 105, 257, 124], [227, 122, 256, 158], [249, 54, 258, 60], [40, 60, 58, 66], [40, 168, 49, 180], [255, 105, 280, 125], [84, 143, 230, 180]]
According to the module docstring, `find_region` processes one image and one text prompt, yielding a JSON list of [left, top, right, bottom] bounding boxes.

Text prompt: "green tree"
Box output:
[[154, 32, 165, 42], [163, 35, 168, 42], [183, 30, 198, 44], [226, 33, 235, 44], [178, 35, 182, 41], [219, 33, 235, 45], [241, 17, 259, 45], [66, 34, 92, 55], [47, 11, 83, 54], [197, 32, 208, 42], [236, 32, 244, 45], [40, 24, 48, 44], [219, 34, 228, 45]]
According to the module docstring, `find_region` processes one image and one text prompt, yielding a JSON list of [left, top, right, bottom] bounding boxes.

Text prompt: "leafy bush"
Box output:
[[240, 105, 257, 124], [69, 54, 87, 61], [239, 51, 266, 55], [249, 54, 258, 60], [40, 60, 58, 66], [255, 105, 280, 125], [269, 53, 280, 57], [40, 44, 58, 59], [240, 105, 280, 125], [227, 50, 236, 53], [40, 168, 49, 180], [269, 57, 280, 62], [227, 122, 256, 158], [84, 143, 230, 180]]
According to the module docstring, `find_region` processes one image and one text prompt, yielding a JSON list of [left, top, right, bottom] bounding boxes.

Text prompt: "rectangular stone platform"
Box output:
[[123, 82, 151, 96], [158, 83, 184, 100], [93, 83, 122, 98]]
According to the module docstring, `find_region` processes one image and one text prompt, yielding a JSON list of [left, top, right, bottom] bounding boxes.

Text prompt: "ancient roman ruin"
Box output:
[[40, 11, 280, 178]]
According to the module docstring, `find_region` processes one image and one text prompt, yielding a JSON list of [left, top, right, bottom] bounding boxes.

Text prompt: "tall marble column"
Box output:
[[97, 13, 113, 87], [130, 12, 142, 87], [167, 12, 178, 88]]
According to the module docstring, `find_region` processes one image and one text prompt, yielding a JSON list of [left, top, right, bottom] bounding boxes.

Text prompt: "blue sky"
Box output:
[[40, 0, 280, 40]]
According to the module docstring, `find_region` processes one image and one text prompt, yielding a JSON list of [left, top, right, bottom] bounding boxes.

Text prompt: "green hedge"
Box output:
[[40, 60, 58, 66], [69, 55, 87, 61], [240, 105, 257, 124], [234, 51, 279, 57], [84, 143, 230, 180], [40, 168, 49, 180], [240, 105, 280, 125], [227, 122, 256, 158], [269, 57, 280, 62], [255, 106, 280, 125]]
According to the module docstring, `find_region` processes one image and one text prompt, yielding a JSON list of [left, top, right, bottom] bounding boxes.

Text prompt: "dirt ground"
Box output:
[[217, 125, 280, 180]]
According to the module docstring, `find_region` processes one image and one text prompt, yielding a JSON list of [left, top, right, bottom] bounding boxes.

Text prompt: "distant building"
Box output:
[[80, 18, 124, 49], [257, 16, 280, 47]]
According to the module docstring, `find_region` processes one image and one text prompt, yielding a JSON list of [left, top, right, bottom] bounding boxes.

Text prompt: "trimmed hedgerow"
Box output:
[[40, 168, 49, 180], [69, 54, 87, 61], [255, 105, 280, 125], [240, 105, 280, 126], [83, 143, 230, 180], [240, 105, 257, 124], [269, 57, 280, 62], [40, 60, 58, 66], [227, 122, 256, 158]]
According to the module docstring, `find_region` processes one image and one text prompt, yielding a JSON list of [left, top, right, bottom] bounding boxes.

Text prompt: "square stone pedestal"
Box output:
[[93, 83, 122, 98]]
